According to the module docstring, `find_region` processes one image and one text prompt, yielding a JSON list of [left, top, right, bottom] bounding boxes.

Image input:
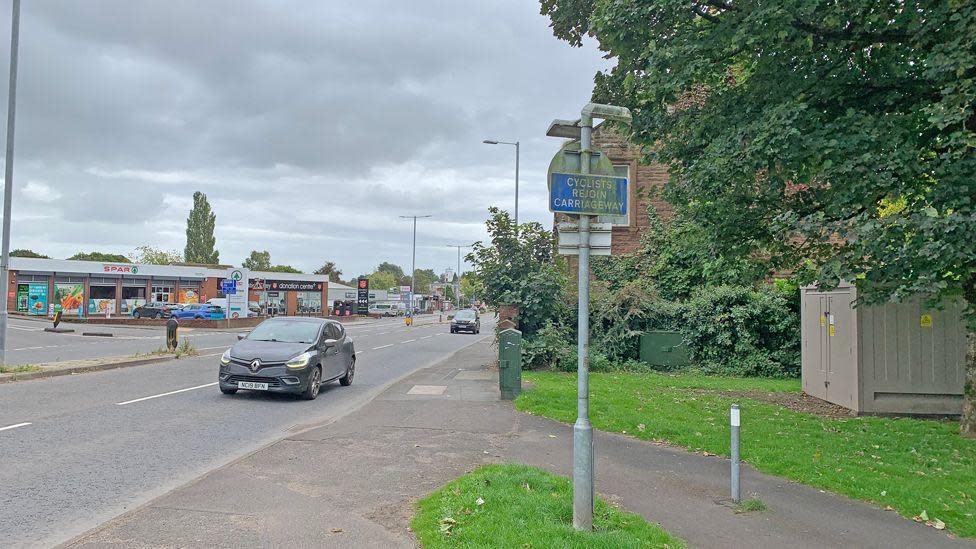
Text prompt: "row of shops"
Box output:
[[6, 258, 329, 318]]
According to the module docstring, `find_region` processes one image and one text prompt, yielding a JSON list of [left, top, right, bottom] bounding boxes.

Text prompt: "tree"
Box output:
[[376, 262, 405, 281], [460, 272, 483, 303], [132, 245, 182, 265], [313, 261, 343, 282], [184, 191, 219, 264], [9, 249, 49, 259], [267, 265, 302, 273], [362, 270, 397, 292], [68, 251, 130, 263], [543, 1, 976, 434], [467, 207, 568, 337], [405, 268, 438, 294], [242, 250, 271, 271]]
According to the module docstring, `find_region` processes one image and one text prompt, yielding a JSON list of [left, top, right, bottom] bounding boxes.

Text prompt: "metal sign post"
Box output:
[[547, 103, 631, 531]]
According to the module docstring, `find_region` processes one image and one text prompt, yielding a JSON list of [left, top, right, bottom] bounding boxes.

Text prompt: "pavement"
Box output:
[[0, 315, 486, 548], [66, 338, 973, 549]]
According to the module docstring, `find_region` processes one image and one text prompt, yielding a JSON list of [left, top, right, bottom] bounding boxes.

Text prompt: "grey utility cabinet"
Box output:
[[801, 282, 968, 415]]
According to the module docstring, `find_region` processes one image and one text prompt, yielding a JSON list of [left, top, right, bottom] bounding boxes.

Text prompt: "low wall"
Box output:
[[58, 314, 379, 329]]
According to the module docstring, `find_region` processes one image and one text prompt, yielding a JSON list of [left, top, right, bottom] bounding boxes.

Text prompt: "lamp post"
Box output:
[[399, 215, 431, 323], [482, 139, 519, 227], [446, 244, 472, 309], [0, 0, 21, 366]]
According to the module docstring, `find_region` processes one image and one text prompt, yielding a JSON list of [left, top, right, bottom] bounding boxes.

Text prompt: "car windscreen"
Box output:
[[455, 310, 476, 320], [247, 320, 321, 344]]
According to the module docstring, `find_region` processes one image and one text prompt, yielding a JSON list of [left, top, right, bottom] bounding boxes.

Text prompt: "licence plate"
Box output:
[[238, 381, 269, 390]]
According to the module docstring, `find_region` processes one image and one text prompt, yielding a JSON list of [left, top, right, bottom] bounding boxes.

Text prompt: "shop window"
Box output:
[[121, 286, 146, 315], [88, 285, 117, 316], [152, 285, 172, 303], [297, 291, 322, 315]]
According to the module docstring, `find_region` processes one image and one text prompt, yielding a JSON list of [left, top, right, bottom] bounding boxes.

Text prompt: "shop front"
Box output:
[[53, 276, 86, 317], [120, 277, 148, 314], [14, 274, 49, 315], [87, 276, 117, 316]]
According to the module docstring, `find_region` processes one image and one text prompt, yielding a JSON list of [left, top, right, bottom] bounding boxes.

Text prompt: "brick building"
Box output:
[[553, 123, 672, 255]]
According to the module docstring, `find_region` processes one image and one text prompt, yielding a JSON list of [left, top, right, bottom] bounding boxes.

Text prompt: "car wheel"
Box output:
[[133, 311, 141, 319], [195, 315, 203, 319], [301, 366, 322, 400], [154, 312, 162, 319], [339, 357, 355, 386], [220, 386, 237, 395]]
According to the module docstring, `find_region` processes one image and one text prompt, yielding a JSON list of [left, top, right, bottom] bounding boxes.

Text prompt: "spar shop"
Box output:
[[6, 257, 329, 318]]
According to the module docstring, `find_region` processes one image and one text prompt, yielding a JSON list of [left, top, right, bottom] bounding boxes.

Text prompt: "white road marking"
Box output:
[[378, 331, 391, 335], [355, 350, 365, 355], [420, 335, 432, 339], [401, 339, 416, 343], [372, 344, 394, 350], [435, 333, 446, 336], [0, 422, 31, 432], [116, 382, 218, 406], [196, 346, 230, 351]]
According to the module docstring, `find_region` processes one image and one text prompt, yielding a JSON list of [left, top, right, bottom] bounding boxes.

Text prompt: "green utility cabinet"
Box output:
[[639, 331, 690, 368], [498, 328, 522, 400]]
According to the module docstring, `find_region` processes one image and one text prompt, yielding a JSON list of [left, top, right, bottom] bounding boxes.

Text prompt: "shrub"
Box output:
[[521, 321, 574, 370]]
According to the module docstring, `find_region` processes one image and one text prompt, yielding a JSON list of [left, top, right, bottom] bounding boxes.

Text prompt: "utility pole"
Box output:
[[0, 0, 21, 366], [446, 244, 471, 309], [399, 215, 431, 322], [482, 139, 519, 227]]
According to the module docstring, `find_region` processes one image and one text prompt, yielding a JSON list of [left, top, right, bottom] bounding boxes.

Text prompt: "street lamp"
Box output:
[[0, 0, 22, 366], [482, 139, 519, 227], [399, 215, 431, 323], [446, 244, 472, 309]]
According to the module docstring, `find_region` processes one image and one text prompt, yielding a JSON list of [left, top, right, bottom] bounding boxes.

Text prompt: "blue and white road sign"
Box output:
[[221, 280, 237, 295], [549, 172, 628, 216]]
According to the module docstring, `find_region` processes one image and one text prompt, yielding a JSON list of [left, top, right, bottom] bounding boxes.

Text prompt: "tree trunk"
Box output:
[[962, 331, 976, 438]]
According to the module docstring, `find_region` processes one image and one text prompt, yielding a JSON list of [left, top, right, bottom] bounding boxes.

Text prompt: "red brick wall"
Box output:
[[6, 271, 15, 312]]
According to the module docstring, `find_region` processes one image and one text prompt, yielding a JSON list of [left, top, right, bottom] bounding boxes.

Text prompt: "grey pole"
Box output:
[[731, 404, 741, 503], [446, 244, 471, 310], [573, 113, 594, 531], [514, 141, 519, 228], [0, 0, 21, 366], [400, 215, 431, 323]]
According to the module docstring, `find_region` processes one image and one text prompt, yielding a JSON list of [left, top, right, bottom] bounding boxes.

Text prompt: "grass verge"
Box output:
[[412, 463, 684, 548], [516, 371, 976, 538], [0, 364, 42, 374]]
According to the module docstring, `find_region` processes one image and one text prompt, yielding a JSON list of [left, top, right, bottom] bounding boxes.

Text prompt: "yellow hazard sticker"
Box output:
[[828, 325, 835, 337], [920, 314, 933, 328], [820, 314, 826, 327]]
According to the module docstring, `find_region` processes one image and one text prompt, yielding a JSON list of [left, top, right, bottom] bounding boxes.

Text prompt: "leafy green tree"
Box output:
[[267, 265, 302, 273], [460, 272, 483, 303], [132, 245, 182, 265], [376, 262, 405, 281], [9, 249, 49, 259], [242, 250, 271, 271], [313, 261, 343, 282], [467, 208, 568, 337], [543, 0, 976, 434], [184, 191, 219, 264], [405, 268, 438, 294], [362, 270, 397, 292], [68, 251, 130, 263]]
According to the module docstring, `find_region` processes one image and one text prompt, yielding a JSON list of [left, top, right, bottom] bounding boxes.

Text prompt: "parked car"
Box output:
[[171, 303, 224, 320], [368, 303, 402, 317], [450, 308, 480, 334], [132, 302, 176, 319], [218, 317, 356, 400]]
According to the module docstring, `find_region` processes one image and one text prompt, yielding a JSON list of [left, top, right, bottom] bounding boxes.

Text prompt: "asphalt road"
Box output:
[[1, 317, 243, 365], [0, 315, 494, 548]]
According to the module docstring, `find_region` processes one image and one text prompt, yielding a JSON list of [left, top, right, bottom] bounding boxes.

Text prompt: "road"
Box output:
[[0, 315, 494, 548], [1, 317, 244, 365]]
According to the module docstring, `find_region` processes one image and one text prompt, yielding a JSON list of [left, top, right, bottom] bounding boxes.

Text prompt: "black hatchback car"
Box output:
[[218, 317, 356, 400], [132, 302, 175, 319], [450, 308, 481, 334]]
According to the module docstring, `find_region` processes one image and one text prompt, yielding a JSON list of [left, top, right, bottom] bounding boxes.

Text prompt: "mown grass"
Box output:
[[0, 364, 41, 374], [516, 371, 976, 538], [412, 463, 684, 548]]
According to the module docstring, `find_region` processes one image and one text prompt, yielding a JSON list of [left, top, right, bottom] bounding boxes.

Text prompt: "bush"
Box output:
[[589, 281, 683, 361], [681, 285, 800, 377], [522, 321, 574, 370]]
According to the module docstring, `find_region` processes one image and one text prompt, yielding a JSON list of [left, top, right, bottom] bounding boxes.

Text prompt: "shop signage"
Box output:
[[248, 278, 266, 290], [221, 280, 237, 295], [267, 280, 323, 292], [549, 172, 628, 216], [357, 277, 369, 314], [225, 268, 249, 319], [103, 264, 139, 274], [400, 285, 411, 293], [345, 292, 356, 299]]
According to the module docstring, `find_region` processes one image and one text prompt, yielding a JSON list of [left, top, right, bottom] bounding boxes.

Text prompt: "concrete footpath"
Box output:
[[67, 339, 973, 548]]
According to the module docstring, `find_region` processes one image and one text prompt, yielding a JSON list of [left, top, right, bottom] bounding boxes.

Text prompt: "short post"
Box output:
[[730, 404, 741, 503], [166, 317, 179, 352]]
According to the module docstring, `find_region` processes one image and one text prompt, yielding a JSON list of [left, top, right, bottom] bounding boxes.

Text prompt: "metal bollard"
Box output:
[[730, 404, 741, 503], [166, 317, 179, 352]]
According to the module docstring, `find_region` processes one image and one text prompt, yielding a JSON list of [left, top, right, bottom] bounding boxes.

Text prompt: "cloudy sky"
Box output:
[[0, 1, 608, 279]]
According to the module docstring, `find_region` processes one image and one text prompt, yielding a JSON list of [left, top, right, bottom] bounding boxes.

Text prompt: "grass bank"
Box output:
[[516, 371, 976, 538], [412, 463, 684, 548]]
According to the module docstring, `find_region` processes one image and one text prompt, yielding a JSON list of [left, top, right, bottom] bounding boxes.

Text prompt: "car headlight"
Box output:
[[220, 349, 231, 365], [286, 351, 314, 369]]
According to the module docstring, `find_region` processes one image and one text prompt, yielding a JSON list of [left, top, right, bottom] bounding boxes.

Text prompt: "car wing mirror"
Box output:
[[237, 333, 247, 341], [322, 338, 338, 348]]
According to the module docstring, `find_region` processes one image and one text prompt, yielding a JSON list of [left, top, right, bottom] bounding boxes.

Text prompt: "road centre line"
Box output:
[[421, 335, 432, 339], [116, 382, 218, 406], [0, 422, 31, 432], [372, 344, 394, 350], [401, 339, 416, 343]]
